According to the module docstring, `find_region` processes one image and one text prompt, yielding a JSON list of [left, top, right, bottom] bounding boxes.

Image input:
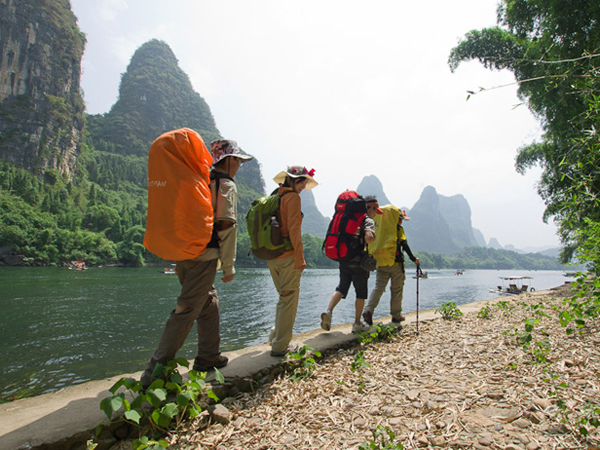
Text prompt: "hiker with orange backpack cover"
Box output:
[[141, 134, 251, 387]]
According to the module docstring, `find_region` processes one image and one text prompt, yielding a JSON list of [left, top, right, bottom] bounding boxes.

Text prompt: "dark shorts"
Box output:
[[336, 262, 369, 299]]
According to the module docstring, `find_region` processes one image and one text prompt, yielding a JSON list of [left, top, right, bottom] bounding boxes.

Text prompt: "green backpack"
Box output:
[[246, 192, 293, 260]]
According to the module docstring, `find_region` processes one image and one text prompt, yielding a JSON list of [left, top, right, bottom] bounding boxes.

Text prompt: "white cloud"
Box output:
[[92, 0, 128, 21]]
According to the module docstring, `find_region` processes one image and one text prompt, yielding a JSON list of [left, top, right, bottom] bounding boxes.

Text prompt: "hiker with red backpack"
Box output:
[[266, 166, 318, 357], [141, 134, 251, 388], [321, 193, 381, 334], [362, 206, 420, 329]]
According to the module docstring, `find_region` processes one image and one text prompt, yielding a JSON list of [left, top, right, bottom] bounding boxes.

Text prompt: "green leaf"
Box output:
[[130, 394, 144, 410], [207, 390, 219, 402], [149, 378, 165, 390], [147, 388, 167, 407], [177, 391, 192, 407], [124, 409, 142, 424], [151, 363, 164, 378], [170, 372, 183, 385], [214, 367, 225, 384], [175, 357, 189, 368], [152, 402, 179, 429], [109, 378, 126, 394], [100, 395, 123, 420]]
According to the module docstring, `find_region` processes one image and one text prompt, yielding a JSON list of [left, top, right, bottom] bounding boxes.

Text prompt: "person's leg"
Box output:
[[321, 266, 350, 330], [390, 267, 406, 322], [363, 267, 391, 324], [355, 298, 365, 323], [193, 286, 226, 369], [352, 266, 369, 326], [141, 259, 217, 385], [269, 257, 302, 354], [326, 290, 344, 313]]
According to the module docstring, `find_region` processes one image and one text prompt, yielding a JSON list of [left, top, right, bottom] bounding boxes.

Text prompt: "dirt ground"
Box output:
[[163, 284, 600, 449]]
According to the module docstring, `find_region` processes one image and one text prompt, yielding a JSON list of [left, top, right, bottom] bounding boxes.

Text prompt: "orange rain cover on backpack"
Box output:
[[143, 128, 214, 261]]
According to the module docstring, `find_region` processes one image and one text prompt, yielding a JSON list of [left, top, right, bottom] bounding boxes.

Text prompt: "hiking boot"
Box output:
[[391, 319, 403, 330], [352, 322, 370, 334], [193, 355, 229, 372], [320, 311, 332, 331], [270, 344, 298, 357], [362, 310, 373, 326], [400, 314, 406, 322]]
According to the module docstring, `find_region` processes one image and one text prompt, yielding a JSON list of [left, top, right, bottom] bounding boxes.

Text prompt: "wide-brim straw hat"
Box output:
[[273, 166, 318, 190]]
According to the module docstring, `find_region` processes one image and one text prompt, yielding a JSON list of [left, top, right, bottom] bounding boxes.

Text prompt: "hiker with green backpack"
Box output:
[[261, 166, 318, 357]]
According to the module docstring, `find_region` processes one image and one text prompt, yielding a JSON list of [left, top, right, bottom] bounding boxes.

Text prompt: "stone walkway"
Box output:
[[164, 284, 600, 450]]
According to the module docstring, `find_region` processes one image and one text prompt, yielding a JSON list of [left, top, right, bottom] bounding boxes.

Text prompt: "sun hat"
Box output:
[[210, 140, 253, 165], [365, 196, 383, 215], [273, 166, 318, 190]]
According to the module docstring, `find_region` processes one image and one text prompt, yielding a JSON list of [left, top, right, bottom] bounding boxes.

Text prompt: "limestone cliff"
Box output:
[[408, 186, 480, 255], [356, 174, 392, 205], [0, 0, 86, 178], [300, 189, 330, 238], [85, 39, 265, 220], [87, 39, 220, 158]]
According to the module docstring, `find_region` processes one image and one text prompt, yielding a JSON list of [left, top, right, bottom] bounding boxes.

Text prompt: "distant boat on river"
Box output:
[[160, 264, 176, 274], [68, 261, 87, 271], [489, 276, 535, 295]]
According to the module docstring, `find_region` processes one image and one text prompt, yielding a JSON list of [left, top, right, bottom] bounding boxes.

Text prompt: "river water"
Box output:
[[0, 267, 572, 401]]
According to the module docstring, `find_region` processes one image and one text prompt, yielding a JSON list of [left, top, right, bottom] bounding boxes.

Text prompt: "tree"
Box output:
[[117, 226, 146, 267], [448, 0, 600, 265]]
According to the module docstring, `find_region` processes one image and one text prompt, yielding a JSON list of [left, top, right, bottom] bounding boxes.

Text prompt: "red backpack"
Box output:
[[323, 190, 367, 261]]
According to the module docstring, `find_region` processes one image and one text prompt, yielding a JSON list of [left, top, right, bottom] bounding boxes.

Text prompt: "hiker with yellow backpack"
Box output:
[[141, 131, 252, 387], [362, 206, 420, 329]]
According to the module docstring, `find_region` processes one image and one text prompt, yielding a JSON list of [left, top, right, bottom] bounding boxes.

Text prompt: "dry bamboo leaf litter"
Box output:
[[166, 286, 599, 450]]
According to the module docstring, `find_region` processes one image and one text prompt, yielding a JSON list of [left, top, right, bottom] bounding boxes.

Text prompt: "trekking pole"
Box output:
[[416, 266, 422, 335]]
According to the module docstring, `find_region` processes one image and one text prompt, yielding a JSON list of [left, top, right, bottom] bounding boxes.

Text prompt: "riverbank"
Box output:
[[2, 283, 597, 450], [162, 283, 599, 450]]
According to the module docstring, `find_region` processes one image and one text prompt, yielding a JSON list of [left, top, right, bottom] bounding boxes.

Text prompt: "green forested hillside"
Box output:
[[416, 247, 567, 271]]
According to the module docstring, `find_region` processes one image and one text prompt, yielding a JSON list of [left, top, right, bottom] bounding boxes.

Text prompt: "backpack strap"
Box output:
[[207, 171, 235, 248]]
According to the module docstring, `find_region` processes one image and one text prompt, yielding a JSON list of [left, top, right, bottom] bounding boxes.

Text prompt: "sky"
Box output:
[[70, 0, 559, 251]]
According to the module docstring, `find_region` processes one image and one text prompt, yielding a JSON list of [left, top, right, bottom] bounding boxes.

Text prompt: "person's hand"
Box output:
[[295, 262, 307, 272], [415, 258, 420, 267], [221, 274, 234, 283]]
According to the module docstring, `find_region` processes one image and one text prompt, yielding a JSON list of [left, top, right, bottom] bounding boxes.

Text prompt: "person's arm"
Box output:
[[216, 179, 238, 281], [217, 221, 236, 281], [400, 240, 419, 266], [284, 193, 306, 271], [364, 217, 376, 244]]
